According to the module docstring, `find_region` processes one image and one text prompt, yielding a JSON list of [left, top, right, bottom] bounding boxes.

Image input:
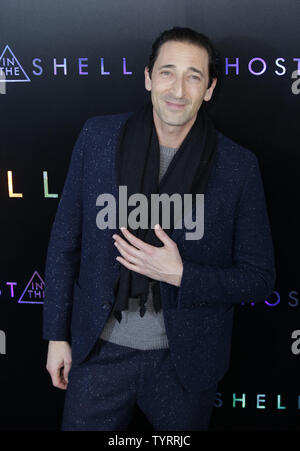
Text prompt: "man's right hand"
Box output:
[[46, 341, 72, 390]]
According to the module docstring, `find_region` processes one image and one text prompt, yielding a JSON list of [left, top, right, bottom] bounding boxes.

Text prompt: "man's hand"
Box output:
[[46, 341, 72, 390], [112, 224, 183, 287]]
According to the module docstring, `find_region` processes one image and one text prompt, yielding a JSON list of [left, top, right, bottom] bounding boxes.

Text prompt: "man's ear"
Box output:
[[204, 77, 217, 102], [144, 66, 152, 92]]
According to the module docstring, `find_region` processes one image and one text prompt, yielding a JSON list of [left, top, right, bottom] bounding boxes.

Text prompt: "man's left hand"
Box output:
[[112, 224, 183, 287]]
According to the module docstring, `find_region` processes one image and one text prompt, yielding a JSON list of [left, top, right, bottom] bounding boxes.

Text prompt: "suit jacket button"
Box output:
[[102, 301, 112, 310]]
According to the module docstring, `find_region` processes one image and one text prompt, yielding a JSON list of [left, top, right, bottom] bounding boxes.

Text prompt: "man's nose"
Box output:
[[171, 76, 185, 99]]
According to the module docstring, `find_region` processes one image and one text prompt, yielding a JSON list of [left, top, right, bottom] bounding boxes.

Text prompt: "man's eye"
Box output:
[[190, 75, 201, 81], [161, 71, 171, 75]]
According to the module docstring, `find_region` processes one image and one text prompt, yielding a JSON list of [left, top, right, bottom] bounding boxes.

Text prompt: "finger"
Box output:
[[119, 227, 153, 253], [154, 224, 176, 247], [114, 241, 140, 265], [51, 367, 67, 390], [113, 235, 142, 259], [59, 367, 68, 390], [116, 256, 145, 275], [63, 361, 72, 384]]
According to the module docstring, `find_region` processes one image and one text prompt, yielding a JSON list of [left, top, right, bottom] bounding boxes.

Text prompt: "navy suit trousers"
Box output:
[[61, 338, 218, 431]]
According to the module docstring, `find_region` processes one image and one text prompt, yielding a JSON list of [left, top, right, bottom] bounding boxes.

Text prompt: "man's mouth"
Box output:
[[165, 100, 187, 110]]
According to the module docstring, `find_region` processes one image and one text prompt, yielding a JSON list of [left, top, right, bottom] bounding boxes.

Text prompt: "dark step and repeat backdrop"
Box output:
[[0, 0, 299, 431]]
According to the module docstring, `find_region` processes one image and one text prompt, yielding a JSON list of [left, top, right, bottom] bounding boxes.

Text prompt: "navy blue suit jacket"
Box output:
[[43, 111, 276, 393]]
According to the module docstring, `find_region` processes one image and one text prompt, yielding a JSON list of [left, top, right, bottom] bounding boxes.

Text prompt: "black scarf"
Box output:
[[112, 99, 218, 322]]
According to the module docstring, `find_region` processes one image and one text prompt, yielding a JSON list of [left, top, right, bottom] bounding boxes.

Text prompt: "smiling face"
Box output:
[[145, 40, 217, 127]]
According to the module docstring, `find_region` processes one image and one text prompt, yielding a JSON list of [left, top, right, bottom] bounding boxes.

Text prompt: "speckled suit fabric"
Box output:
[[61, 338, 218, 431], [43, 110, 276, 398]]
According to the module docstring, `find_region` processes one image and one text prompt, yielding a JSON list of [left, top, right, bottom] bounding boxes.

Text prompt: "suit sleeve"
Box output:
[[42, 119, 91, 341], [176, 154, 276, 309]]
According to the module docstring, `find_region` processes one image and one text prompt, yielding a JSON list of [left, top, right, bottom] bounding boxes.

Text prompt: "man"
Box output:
[[43, 27, 276, 431]]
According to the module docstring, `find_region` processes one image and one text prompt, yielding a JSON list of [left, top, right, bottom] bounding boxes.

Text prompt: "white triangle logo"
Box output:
[[0, 44, 31, 82]]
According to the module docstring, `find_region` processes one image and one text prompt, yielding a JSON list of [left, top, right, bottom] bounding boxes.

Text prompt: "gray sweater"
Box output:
[[100, 145, 179, 349]]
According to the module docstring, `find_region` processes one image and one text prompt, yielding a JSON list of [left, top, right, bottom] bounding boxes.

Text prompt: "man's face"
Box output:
[[144, 40, 217, 126]]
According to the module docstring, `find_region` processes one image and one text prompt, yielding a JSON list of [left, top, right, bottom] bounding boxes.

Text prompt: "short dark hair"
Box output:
[[147, 26, 220, 89]]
